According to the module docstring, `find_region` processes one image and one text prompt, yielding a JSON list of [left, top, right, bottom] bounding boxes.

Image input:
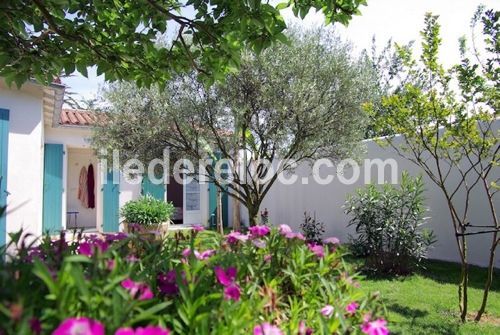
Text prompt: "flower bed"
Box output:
[[0, 226, 388, 334]]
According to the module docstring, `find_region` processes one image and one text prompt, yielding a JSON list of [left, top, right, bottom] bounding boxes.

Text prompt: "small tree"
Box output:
[[93, 29, 379, 226], [370, 8, 498, 322]]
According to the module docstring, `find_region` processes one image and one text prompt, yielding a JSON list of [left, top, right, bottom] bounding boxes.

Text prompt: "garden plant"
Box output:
[[0, 226, 388, 334], [345, 172, 435, 275]]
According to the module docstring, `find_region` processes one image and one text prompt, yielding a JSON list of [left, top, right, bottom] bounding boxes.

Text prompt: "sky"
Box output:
[[62, 0, 499, 103]]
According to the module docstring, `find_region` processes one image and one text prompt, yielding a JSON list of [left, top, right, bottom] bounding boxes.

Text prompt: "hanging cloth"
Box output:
[[87, 164, 95, 209], [77, 166, 88, 208]]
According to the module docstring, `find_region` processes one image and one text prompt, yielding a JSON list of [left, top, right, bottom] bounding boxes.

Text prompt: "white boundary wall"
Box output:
[[251, 135, 499, 268]]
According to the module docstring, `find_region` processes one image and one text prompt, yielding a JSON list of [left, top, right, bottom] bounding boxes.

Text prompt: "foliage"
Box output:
[[346, 172, 435, 275], [0, 226, 387, 334], [365, 7, 499, 321], [92, 28, 378, 225], [0, 0, 367, 87], [300, 212, 326, 243], [121, 195, 175, 227]]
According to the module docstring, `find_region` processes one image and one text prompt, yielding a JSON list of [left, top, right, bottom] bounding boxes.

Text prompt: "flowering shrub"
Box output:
[[0, 225, 388, 334]]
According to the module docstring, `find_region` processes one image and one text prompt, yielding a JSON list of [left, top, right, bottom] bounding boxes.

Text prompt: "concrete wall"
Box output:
[[0, 85, 45, 242], [253, 136, 499, 268]]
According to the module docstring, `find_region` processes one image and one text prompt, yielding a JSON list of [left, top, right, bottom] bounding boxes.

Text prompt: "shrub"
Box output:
[[300, 212, 325, 243], [0, 226, 388, 334], [345, 172, 435, 275], [121, 195, 175, 227]]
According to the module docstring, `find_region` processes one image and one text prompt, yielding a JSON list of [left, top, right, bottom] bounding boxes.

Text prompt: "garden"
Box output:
[[0, 1, 499, 334], [0, 225, 388, 335]]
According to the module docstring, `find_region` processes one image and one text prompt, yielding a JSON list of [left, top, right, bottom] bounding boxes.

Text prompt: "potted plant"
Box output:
[[121, 195, 175, 239]]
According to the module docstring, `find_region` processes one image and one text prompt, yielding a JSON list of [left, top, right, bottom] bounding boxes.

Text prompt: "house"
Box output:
[[0, 79, 230, 246]]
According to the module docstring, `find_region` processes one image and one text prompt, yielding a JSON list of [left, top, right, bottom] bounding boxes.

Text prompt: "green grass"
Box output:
[[348, 259, 500, 334]]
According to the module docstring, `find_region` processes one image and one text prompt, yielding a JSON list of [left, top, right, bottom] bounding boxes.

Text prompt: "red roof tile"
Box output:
[[60, 109, 99, 126]]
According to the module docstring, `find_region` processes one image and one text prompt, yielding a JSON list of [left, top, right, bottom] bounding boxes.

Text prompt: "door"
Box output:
[[0, 109, 9, 245], [183, 178, 201, 225], [102, 171, 120, 232], [42, 144, 64, 234]]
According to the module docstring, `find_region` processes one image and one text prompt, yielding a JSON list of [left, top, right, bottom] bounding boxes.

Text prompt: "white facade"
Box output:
[[0, 81, 211, 245], [0, 81, 45, 240]]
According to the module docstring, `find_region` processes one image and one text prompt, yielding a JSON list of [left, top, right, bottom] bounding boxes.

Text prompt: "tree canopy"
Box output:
[[92, 28, 379, 225], [0, 0, 367, 87]]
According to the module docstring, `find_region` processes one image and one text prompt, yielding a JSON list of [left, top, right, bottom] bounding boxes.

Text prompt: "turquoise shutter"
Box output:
[[42, 144, 64, 234], [102, 171, 120, 232], [142, 175, 165, 200], [208, 153, 228, 228], [0, 109, 9, 246]]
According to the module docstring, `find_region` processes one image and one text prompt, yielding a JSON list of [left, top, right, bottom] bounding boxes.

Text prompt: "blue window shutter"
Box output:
[[142, 174, 165, 200], [0, 109, 9, 246], [42, 144, 63, 234], [208, 153, 229, 228], [102, 171, 120, 232]]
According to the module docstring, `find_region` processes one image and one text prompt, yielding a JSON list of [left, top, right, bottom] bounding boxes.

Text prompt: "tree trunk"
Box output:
[[475, 231, 498, 321], [459, 234, 469, 322], [247, 204, 259, 227], [217, 189, 224, 234], [475, 179, 498, 322], [232, 196, 241, 231]]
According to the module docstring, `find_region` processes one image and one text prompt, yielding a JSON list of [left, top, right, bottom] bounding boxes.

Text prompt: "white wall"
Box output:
[[254, 136, 499, 268], [0, 86, 45, 241]]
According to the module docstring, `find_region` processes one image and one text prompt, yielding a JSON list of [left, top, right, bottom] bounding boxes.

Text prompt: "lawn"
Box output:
[[347, 258, 500, 334]]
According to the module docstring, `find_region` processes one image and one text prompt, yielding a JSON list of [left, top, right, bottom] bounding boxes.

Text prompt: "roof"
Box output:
[[60, 109, 99, 127]]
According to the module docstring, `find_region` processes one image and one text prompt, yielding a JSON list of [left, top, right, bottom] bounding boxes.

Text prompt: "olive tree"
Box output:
[[93, 29, 378, 225]]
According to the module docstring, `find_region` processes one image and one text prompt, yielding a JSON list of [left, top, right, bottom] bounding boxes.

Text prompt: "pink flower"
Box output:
[[252, 239, 267, 248], [192, 224, 205, 232], [195, 249, 216, 260], [249, 225, 270, 238], [214, 266, 237, 286], [107, 259, 116, 271], [253, 323, 283, 335], [308, 243, 325, 258], [115, 326, 171, 335], [264, 254, 272, 263], [285, 232, 305, 240], [157, 270, 179, 296], [279, 224, 292, 235], [53, 317, 105, 335], [361, 319, 389, 335], [182, 248, 192, 258], [298, 321, 313, 335], [324, 237, 340, 245], [346, 302, 359, 315], [121, 278, 154, 300], [321, 305, 334, 318], [223, 284, 241, 301], [78, 240, 108, 257], [226, 231, 249, 244]]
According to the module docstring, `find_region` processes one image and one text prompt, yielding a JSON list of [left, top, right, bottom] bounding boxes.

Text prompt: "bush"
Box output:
[[121, 195, 175, 227], [345, 172, 435, 275], [0, 226, 388, 334], [300, 212, 325, 243]]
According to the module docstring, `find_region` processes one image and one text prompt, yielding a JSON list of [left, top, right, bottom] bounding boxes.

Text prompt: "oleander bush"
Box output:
[[0, 225, 389, 335], [345, 172, 436, 275]]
